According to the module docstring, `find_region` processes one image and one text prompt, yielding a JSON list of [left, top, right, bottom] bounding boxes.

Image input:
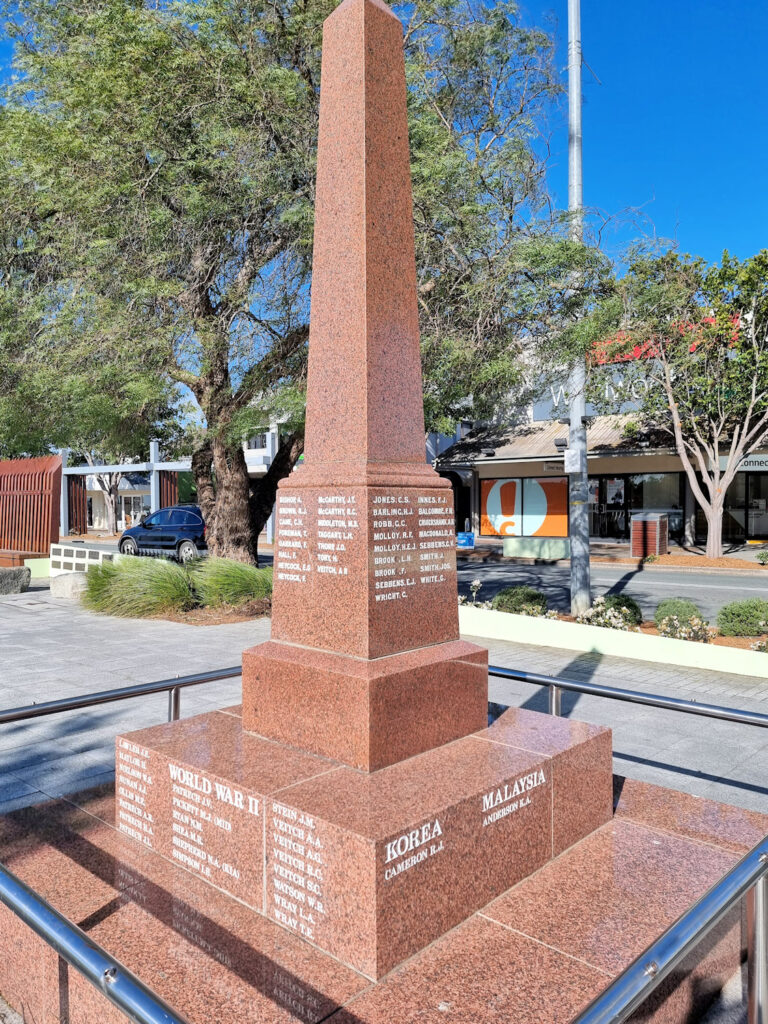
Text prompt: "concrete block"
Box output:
[[0, 568, 31, 594], [49, 572, 88, 600]]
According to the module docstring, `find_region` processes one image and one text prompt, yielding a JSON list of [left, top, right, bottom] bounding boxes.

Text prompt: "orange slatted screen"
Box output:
[[159, 471, 178, 508], [68, 475, 88, 536], [0, 455, 62, 555]]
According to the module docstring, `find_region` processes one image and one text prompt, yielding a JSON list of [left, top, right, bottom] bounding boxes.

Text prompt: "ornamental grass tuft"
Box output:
[[190, 557, 273, 607], [83, 556, 195, 617]]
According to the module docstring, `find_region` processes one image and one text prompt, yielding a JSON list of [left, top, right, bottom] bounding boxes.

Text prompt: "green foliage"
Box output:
[[602, 593, 643, 625], [588, 247, 768, 557], [491, 585, 547, 615], [81, 561, 119, 611], [756, 550, 768, 566], [717, 600, 768, 637], [654, 598, 703, 627], [191, 558, 273, 607], [83, 558, 194, 617], [0, 0, 573, 557]]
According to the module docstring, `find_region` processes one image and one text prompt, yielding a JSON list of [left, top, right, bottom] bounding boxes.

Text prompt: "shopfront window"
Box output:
[[748, 475, 768, 538], [629, 473, 683, 536], [724, 474, 747, 542]]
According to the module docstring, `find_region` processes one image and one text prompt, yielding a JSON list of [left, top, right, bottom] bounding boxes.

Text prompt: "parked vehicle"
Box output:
[[118, 504, 207, 562]]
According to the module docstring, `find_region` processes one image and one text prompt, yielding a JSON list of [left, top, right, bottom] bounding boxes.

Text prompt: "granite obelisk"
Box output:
[[241, 0, 488, 770]]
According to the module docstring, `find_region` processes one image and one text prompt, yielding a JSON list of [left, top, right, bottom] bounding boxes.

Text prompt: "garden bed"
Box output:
[[458, 604, 768, 679], [159, 598, 271, 625]]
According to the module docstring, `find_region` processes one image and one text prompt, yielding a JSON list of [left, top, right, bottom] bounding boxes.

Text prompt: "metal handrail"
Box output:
[[488, 664, 768, 728], [0, 660, 766, 1024], [572, 841, 768, 1024], [0, 862, 191, 1024], [0, 665, 242, 726]]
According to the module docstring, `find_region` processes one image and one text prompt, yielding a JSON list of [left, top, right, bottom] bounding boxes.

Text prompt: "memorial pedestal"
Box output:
[[242, 639, 487, 771], [1, 777, 762, 1024], [115, 705, 612, 978]]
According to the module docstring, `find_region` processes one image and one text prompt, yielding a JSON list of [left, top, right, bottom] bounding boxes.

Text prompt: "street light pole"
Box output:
[[567, 0, 591, 614]]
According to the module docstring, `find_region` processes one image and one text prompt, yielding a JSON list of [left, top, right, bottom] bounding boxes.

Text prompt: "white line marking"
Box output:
[[594, 577, 766, 593]]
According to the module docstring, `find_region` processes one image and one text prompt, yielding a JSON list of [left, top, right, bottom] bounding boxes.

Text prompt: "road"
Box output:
[[456, 559, 767, 620]]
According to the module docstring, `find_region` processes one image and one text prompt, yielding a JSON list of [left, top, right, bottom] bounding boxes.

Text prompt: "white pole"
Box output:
[[567, 0, 591, 614]]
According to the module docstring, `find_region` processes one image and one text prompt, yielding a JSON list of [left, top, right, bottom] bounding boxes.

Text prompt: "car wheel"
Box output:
[[177, 540, 198, 563], [119, 538, 137, 556]]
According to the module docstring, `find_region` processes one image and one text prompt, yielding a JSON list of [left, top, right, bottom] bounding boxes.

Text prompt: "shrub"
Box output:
[[756, 550, 768, 566], [717, 599, 768, 637], [491, 585, 547, 616], [602, 593, 643, 625], [84, 557, 194, 617], [654, 598, 703, 628], [191, 558, 273, 607], [577, 596, 638, 631], [658, 615, 713, 643]]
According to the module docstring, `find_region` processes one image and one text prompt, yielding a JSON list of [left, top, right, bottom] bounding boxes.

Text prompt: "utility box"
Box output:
[[631, 512, 669, 558]]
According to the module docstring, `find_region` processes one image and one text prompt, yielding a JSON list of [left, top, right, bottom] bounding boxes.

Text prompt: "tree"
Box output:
[[0, 0, 560, 562], [0, 358, 183, 532], [602, 249, 768, 558]]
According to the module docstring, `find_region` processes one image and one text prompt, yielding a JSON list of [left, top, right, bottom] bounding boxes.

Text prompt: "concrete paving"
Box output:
[[0, 593, 764, 1024], [0, 590, 767, 816], [0, 590, 268, 811]]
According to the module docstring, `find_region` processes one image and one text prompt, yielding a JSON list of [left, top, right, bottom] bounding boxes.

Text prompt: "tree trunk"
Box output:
[[249, 431, 305, 563], [207, 440, 256, 563], [192, 441, 216, 528], [705, 499, 724, 559], [95, 474, 119, 534]]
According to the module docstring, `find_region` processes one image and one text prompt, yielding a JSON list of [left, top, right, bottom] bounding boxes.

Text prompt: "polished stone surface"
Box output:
[[327, 915, 611, 1024], [241, 0, 487, 770], [0, 778, 760, 1024], [482, 708, 613, 855], [114, 710, 335, 907], [243, 639, 488, 770], [114, 704, 612, 978], [483, 818, 738, 975], [614, 775, 768, 853]]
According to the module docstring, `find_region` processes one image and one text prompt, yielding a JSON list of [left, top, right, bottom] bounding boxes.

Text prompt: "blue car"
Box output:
[[118, 504, 207, 562]]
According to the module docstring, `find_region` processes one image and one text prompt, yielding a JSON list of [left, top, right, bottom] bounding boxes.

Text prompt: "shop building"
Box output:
[[436, 414, 768, 552]]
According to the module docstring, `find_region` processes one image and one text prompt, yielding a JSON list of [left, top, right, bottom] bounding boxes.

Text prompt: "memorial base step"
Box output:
[[114, 705, 612, 977], [1, 778, 765, 1024]]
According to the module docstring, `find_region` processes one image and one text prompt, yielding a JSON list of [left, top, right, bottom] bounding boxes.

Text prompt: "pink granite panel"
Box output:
[[115, 711, 335, 907], [483, 819, 738, 976], [326, 915, 610, 1024], [482, 707, 613, 853], [265, 800, 378, 978], [272, 735, 552, 976], [627, 905, 741, 1023], [67, 849, 369, 1024], [270, 486, 462, 659], [303, 0, 425, 468], [242, 639, 487, 770], [0, 798, 146, 1024], [614, 775, 768, 853]]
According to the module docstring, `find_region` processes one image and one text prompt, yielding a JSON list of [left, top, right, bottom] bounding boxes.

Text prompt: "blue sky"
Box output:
[[521, 0, 768, 264], [1, 0, 766, 265]]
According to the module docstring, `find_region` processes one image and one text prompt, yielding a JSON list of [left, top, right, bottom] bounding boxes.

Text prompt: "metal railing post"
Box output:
[[749, 855, 768, 1024], [548, 683, 562, 716], [168, 687, 181, 722]]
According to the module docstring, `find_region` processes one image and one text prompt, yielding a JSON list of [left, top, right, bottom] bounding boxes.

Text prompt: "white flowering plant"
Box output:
[[576, 596, 639, 631], [658, 615, 715, 643]]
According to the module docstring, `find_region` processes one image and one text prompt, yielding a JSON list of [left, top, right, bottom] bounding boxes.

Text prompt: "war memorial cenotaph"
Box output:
[[0, 0, 765, 1020]]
